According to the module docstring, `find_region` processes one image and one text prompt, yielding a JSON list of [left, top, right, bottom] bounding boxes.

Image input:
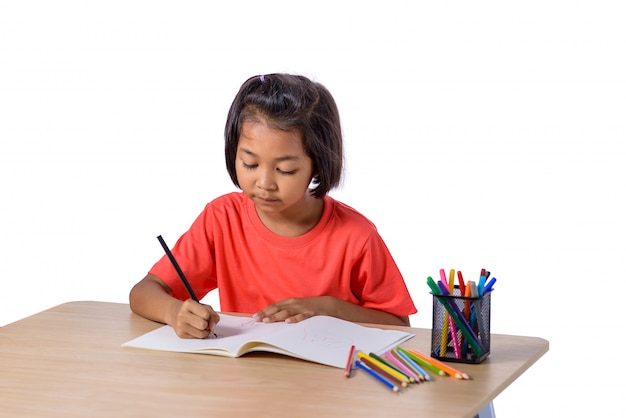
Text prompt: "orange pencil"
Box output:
[[463, 281, 473, 320], [408, 349, 471, 380], [403, 348, 446, 376]]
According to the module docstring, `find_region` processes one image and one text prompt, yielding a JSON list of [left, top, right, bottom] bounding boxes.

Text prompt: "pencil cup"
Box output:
[[431, 286, 491, 363]]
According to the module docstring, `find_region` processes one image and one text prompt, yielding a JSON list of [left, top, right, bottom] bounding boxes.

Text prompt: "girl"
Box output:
[[129, 73, 416, 338]]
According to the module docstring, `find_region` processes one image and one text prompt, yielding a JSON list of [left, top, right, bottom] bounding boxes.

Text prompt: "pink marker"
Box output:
[[439, 269, 448, 289]]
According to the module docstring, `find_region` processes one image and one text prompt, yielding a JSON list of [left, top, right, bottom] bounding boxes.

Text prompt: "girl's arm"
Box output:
[[129, 273, 220, 338]]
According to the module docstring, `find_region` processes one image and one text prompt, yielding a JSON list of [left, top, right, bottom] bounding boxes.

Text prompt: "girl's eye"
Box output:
[[241, 162, 295, 175], [277, 168, 296, 176]]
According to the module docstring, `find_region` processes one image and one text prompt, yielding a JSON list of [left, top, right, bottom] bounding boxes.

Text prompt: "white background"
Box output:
[[1, 1, 624, 416]]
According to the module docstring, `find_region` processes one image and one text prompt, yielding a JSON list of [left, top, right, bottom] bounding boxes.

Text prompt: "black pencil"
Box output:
[[156, 235, 199, 302]]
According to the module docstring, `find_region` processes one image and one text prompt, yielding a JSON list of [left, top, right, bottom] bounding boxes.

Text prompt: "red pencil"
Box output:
[[344, 345, 356, 377], [457, 270, 466, 296]]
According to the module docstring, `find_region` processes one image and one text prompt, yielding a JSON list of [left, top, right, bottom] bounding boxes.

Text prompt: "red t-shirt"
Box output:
[[149, 192, 416, 317]]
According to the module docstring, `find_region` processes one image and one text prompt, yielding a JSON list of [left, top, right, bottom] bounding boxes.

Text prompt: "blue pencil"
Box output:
[[484, 277, 497, 293], [355, 360, 400, 392], [478, 274, 487, 296], [395, 348, 431, 381]]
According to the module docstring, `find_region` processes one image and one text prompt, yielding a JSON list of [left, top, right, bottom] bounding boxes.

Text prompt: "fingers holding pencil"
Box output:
[[174, 299, 220, 339], [157, 235, 220, 339]]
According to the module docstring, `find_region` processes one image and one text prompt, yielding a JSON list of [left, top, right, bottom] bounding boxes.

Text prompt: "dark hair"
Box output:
[[224, 73, 343, 198]]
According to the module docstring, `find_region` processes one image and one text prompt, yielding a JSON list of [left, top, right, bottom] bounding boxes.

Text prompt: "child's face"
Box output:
[[235, 119, 316, 216]]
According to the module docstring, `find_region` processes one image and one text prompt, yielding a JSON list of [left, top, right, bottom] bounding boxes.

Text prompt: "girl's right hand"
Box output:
[[172, 299, 220, 339]]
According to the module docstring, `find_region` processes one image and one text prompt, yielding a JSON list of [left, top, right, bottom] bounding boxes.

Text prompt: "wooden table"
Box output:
[[0, 301, 548, 417]]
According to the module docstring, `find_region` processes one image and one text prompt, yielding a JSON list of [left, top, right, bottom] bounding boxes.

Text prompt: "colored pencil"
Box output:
[[428, 277, 485, 357], [469, 281, 486, 345], [463, 282, 472, 320], [459, 278, 471, 354], [344, 345, 355, 378], [357, 352, 411, 384], [355, 360, 400, 392], [446, 269, 461, 358], [368, 352, 414, 383], [448, 269, 455, 294], [399, 347, 446, 376], [439, 270, 450, 356], [359, 356, 408, 388], [383, 351, 419, 383], [457, 270, 466, 296], [448, 316, 462, 359], [484, 277, 497, 293], [408, 349, 471, 380], [394, 348, 431, 381], [478, 271, 487, 296], [389, 349, 426, 382]]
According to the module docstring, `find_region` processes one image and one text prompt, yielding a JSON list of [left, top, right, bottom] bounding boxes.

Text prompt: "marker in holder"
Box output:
[[431, 285, 491, 364]]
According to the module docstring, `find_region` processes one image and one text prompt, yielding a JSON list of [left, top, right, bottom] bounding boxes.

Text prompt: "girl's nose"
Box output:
[[256, 167, 277, 190]]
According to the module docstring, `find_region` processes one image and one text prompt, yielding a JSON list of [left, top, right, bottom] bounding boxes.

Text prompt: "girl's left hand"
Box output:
[[252, 296, 332, 324]]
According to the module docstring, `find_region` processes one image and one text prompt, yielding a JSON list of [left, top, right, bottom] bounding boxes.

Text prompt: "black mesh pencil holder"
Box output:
[[431, 286, 491, 364]]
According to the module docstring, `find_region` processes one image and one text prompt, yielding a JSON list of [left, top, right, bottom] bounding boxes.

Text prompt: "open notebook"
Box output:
[[123, 313, 414, 368]]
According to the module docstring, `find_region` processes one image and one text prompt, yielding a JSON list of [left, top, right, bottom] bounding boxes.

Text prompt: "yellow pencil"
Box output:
[[448, 268, 456, 294], [357, 352, 411, 384], [439, 269, 450, 356], [359, 356, 408, 388]]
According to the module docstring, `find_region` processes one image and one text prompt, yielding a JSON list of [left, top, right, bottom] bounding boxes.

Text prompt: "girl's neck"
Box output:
[[255, 196, 324, 238]]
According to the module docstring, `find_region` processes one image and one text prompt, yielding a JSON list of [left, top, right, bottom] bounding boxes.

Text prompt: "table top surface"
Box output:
[[0, 301, 548, 418]]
